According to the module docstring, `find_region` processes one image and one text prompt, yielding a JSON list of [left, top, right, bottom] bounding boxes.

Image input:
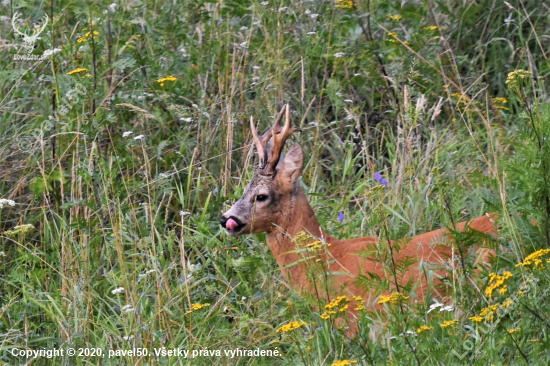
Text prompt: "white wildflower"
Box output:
[[239, 41, 248, 48], [252, 21, 261, 25], [0, 199, 16, 209], [0, 15, 10, 22], [239, 26, 248, 31], [108, 3, 118, 12], [43, 48, 62, 57], [279, 6, 288, 12], [253, 66, 261, 70], [133, 135, 145, 140], [180, 117, 193, 123], [260, 1, 269, 5], [306, 31, 316, 35], [180, 211, 191, 216], [111, 287, 124, 294], [121, 304, 133, 311], [427, 302, 443, 313], [122, 335, 134, 341], [0, 251, 6, 257], [344, 99, 353, 103], [440, 305, 453, 312], [310, 13, 319, 19], [122, 131, 133, 137], [334, 52, 345, 58], [305, 9, 311, 15]]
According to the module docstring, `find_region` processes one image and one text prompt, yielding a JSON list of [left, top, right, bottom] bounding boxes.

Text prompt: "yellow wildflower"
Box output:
[[306, 241, 324, 251], [507, 328, 521, 334], [339, 304, 349, 312], [516, 249, 550, 270], [506, 70, 532, 91], [417, 325, 433, 333], [276, 321, 307, 333], [440, 319, 459, 328], [501, 299, 513, 308], [378, 292, 409, 304], [388, 14, 402, 20], [77, 30, 99, 43], [84, 74, 92, 78], [336, 0, 356, 9], [353, 296, 366, 311], [67, 68, 89, 75], [320, 310, 336, 320], [469, 316, 483, 323], [191, 303, 210, 311], [424, 26, 437, 31], [331, 361, 357, 366], [157, 75, 177, 87], [499, 285, 508, 295], [493, 97, 508, 104], [485, 271, 513, 297]]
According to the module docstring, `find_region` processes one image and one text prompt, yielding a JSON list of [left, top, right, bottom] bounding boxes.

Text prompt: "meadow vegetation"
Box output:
[[1, 0, 550, 364]]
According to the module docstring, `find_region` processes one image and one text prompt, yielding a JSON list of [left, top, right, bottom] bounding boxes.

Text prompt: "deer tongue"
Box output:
[[226, 218, 239, 231]]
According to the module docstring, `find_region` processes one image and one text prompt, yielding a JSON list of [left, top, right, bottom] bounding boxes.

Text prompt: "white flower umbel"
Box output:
[[109, 3, 118, 12], [133, 135, 145, 140], [122, 131, 133, 137], [334, 52, 345, 58], [111, 287, 124, 294], [440, 305, 453, 312], [0, 199, 16, 209], [122, 335, 134, 341], [427, 302, 443, 313], [43, 48, 61, 57]]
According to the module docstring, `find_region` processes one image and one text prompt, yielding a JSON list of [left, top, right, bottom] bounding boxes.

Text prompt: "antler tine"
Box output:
[[250, 116, 267, 168], [262, 103, 301, 175], [258, 104, 286, 146]]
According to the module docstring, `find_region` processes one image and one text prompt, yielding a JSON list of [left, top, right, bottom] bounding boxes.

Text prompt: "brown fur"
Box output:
[[221, 126, 497, 331]]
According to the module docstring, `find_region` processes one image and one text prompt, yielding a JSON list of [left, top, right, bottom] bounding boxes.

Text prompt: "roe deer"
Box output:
[[220, 104, 496, 322]]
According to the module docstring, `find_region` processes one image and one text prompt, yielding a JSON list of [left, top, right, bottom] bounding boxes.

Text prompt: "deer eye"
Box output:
[[256, 195, 269, 202]]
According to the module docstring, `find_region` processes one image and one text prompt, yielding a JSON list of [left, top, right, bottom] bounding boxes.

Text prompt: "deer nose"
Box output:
[[220, 216, 228, 228]]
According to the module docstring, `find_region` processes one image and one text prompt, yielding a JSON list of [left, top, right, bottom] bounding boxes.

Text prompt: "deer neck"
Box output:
[[265, 186, 334, 287]]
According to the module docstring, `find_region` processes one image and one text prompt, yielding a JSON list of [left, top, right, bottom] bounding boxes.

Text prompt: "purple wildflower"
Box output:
[[375, 172, 382, 182], [339, 212, 344, 222], [381, 178, 388, 187]]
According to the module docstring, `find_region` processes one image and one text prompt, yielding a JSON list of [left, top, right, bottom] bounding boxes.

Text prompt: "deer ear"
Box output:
[[278, 143, 303, 184]]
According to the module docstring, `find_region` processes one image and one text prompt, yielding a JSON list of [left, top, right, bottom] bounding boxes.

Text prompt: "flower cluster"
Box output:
[[67, 68, 89, 75], [185, 303, 210, 315], [387, 32, 399, 43], [424, 26, 437, 31], [157, 75, 177, 86], [0, 198, 16, 209], [276, 320, 307, 333], [440, 319, 458, 328], [331, 360, 357, 366], [321, 296, 350, 320], [508, 328, 521, 334], [417, 324, 433, 334], [505, 70, 532, 91], [470, 299, 512, 322], [353, 296, 365, 311], [77, 30, 99, 43], [485, 271, 513, 297], [306, 241, 324, 251], [388, 14, 402, 20], [516, 249, 550, 270], [5, 224, 34, 238], [335, 0, 356, 10], [493, 97, 509, 111], [378, 292, 409, 304]]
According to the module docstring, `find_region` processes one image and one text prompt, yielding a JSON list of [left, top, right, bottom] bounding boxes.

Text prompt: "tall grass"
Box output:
[[1, 0, 550, 364]]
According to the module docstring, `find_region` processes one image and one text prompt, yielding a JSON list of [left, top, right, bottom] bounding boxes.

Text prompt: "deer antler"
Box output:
[[250, 104, 288, 170], [32, 14, 49, 38], [12, 11, 28, 38], [263, 103, 301, 175]]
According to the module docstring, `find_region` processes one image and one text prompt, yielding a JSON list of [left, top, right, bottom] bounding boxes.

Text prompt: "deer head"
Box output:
[[220, 104, 303, 236]]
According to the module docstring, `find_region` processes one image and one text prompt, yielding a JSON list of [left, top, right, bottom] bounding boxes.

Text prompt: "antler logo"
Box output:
[[12, 11, 49, 54]]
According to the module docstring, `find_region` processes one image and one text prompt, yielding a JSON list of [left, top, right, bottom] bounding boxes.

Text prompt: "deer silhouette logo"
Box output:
[[12, 11, 49, 54]]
